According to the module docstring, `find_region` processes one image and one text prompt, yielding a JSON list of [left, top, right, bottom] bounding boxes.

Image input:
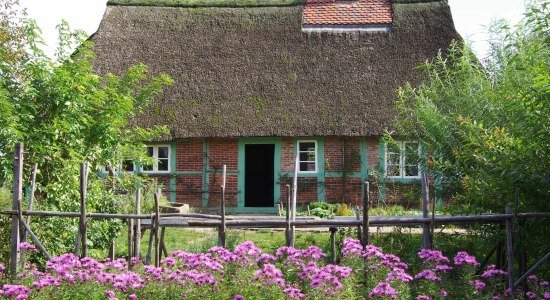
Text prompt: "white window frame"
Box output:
[[297, 140, 318, 174], [384, 141, 421, 178], [141, 145, 171, 174]]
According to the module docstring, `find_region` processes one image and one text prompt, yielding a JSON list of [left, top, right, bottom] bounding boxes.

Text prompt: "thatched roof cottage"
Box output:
[[91, 0, 460, 212]]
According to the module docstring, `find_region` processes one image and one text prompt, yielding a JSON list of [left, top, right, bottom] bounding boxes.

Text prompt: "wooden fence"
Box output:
[[1, 142, 549, 293]]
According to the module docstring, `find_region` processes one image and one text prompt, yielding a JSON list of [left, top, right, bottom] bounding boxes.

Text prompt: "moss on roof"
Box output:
[[91, 1, 460, 139], [106, 0, 306, 8]]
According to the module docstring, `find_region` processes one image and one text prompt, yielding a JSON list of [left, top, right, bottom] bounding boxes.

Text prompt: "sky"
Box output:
[[18, 0, 527, 60]]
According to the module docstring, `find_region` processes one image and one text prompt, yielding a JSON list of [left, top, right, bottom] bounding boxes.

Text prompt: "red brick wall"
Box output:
[[208, 172, 238, 208], [209, 138, 238, 171], [324, 177, 363, 205], [176, 139, 203, 172], [280, 138, 294, 172], [366, 137, 380, 171], [324, 137, 361, 173], [175, 175, 202, 207]]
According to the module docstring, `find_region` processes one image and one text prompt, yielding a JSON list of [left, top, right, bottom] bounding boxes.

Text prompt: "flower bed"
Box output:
[[1, 239, 548, 299]]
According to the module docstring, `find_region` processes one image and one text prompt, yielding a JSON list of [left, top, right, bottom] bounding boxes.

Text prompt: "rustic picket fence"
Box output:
[[1, 142, 549, 293]]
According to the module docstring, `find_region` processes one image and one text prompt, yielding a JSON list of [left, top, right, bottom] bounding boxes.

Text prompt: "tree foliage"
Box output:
[[0, 0, 172, 258], [395, 2, 549, 213]]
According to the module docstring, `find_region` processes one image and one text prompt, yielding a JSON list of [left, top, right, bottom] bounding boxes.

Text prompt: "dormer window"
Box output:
[[302, 0, 392, 33]]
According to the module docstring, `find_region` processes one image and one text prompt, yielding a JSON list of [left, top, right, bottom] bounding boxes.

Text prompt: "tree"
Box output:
[[0, 0, 172, 257], [395, 2, 549, 214]]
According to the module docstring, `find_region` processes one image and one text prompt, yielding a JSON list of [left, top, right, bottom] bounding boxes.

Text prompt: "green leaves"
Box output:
[[395, 2, 549, 213], [0, 2, 171, 257]]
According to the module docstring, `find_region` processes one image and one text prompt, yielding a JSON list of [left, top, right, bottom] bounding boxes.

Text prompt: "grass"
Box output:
[[111, 225, 501, 274]]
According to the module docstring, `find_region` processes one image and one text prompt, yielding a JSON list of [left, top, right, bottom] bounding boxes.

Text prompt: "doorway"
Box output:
[[245, 144, 275, 207]]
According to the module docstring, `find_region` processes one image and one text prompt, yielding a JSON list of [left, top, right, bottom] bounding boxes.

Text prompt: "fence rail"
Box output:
[[3, 142, 549, 294]]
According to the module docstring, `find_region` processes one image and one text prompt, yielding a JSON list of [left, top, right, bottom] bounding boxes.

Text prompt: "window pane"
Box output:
[[405, 142, 420, 163], [387, 165, 400, 177], [405, 165, 419, 177], [299, 142, 315, 152], [146, 147, 154, 157], [158, 147, 169, 159], [299, 162, 316, 172], [158, 159, 169, 171], [299, 152, 315, 162], [387, 143, 400, 154], [387, 153, 400, 166], [123, 160, 134, 172]]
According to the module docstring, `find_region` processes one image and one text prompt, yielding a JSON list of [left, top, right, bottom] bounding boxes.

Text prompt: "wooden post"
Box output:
[[496, 239, 503, 269], [153, 189, 161, 267], [79, 162, 89, 258], [421, 173, 431, 249], [160, 227, 168, 258], [108, 242, 115, 261], [19, 219, 51, 260], [329, 227, 337, 263], [218, 165, 226, 247], [21, 163, 37, 244], [285, 185, 291, 247], [362, 181, 370, 246], [145, 227, 153, 265], [514, 252, 549, 288], [10, 142, 23, 277], [134, 187, 142, 258], [505, 205, 514, 293], [290, 155, 299, 247], [127, 218, 134, 263], [355, 206, 362, 242]]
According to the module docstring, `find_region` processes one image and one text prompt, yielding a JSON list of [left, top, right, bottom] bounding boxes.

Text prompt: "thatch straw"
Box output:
[[91, 1, 459, 139]]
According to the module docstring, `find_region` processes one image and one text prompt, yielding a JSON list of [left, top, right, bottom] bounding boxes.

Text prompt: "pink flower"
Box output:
[[415, 269, 441, 281], [416, 295, 432, 300], [369, 282, 397, 299], [469, 280, 486, 291], [454, 251, 480, 267], [19, 243, 36, 252], [526, 291, 536, 299]]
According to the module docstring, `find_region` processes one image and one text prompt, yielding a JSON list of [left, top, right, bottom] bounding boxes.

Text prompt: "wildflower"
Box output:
[[0, 264, 4, 272], [414, 269, 441, 281], [256, 253, 277, 264], [469, 280, 486, 291], [440, 289, 448, 297], [543, 292, 550, 299], [369, 282, 397, 299], [128, 294, 137, 300], [481, 265, 507, 278], [416, 295, 432, 300], [232, 295, 244, 300], [418, 249, 449, 265], [435, 264, 453, 272], [387, 268, 412, 283], [542, 281, 550, 287], [19, 242, 36, 252], [253, 264, 285, 287], [528, 275, 538, 282], [341, 238, 363, 256], [526, 291, 536, 299], [284, 285, 305, 299], [454, 251, 480, 267]]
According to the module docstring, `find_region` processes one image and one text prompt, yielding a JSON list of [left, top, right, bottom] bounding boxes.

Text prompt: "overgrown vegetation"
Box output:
[[393, 0, 549, 278], [0, 0, 171, 263]]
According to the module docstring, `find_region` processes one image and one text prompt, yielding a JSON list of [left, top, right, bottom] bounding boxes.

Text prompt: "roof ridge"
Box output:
[[106, 0, 306, 8]]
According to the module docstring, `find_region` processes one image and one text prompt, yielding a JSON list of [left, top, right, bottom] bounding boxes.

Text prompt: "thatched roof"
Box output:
[[91, 0, 459, 139]]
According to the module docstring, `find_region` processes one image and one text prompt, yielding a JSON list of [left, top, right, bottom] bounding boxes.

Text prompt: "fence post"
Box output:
[[79, 162, 89, 258], [134, 187, 142, 258], [421, 173, 431, 249], [21, 163, 37, 244], [127, 217, 134, 263], [362, 181, 370, 246], [285, 185, 291, 247], [10, 142, 23, 277], [355, 206, 361, 242], [154, 189, 161, 267], [218, 165, 226, 247], [329, 227, 337, 263], [290, 155, 299, 247], [505, 205, 514, 293]]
